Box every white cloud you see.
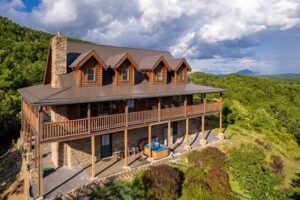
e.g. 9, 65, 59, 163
1, 0, 300, 73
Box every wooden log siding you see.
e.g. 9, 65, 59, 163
22, 100, 38, 134
41, 102, 221, 142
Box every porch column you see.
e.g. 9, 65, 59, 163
218, 92, 224, 140
185, 118, 189, 146
158, 98, 161, 122
148, 125, 152, 158
38, 108, 44, 198
124, 129, 128, 167
124, 101, 129, 168
87, 103, 91, 134
167, 121, 171, 147
184, 96, 187, 117
34, 133, 38, 168
200, 94, 207, 146
91, 135, 95, 177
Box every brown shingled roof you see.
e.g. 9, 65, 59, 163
69, 49, 107, 68
18, 82, 225, 106
67, 41, 173, 67
139, 56, 171, 71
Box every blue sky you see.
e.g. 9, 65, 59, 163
1, 0, 300, 74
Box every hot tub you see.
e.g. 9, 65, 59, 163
144, 142, 169, 160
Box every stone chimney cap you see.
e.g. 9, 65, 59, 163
57, 31, 62, 36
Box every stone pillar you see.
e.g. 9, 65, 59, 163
51, 143, 59, 167
51, 32, 67, 89
67, 143, 72, 168
50, 105, 68, 167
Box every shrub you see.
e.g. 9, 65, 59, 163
187, 147, 227, 170
270, 155, 284, 175
90, 181, 138, 200
206, 166, 230, 193
181, 167, 237, 200
142, 165, 181, 200
229, 143, 286, 200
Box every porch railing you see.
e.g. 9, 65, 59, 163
42, 102, 221, 141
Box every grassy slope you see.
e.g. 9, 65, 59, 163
189, 72, 300, 195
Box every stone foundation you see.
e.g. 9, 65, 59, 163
53, 118, 202, 168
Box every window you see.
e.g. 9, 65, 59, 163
128, 99, 135, 112
173, 96, 183, 106
155, 69, 162, 81
79, 104, 87, 118
179, 69, 185, 81
121, 67, 129, 81
87, 68, 94, 81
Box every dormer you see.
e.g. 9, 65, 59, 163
167, 58, 191, 83
69, 50, 106, 86
106, 52, 139, 85
140, 56, 171, 84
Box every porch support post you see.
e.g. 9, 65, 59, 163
200, 94, 207, 146
218, 92, 224, 140
34, 133, 38, 168
38, 107, 44, 198
167, 121, 171, 147
185, 118, 189, 146
91, 135, 95, 177
87, 103, 91, 134
124, 129, 128, 167
148, 125, 152, 158
125, 101, 128, 127
184, 96, 187, 117
38, 143, 43, 198
158, 98, 161, 122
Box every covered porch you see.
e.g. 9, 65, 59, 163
31, 130, 221, 199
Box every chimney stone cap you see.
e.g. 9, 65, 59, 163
56, 31, 62, 36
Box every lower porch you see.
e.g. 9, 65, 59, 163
31, 130, 221, 199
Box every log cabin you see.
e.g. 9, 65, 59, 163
18, 32, 225, 197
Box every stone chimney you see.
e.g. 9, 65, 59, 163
51, 31, 67, 88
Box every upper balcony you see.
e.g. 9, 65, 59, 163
22, 100, 221, 143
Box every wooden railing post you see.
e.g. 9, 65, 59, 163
87, 103, 91, 134
184, 96, 187, 117
158, 98, 161, 122
125, 101, 128, 127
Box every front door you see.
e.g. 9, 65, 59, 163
101, 134, 112, 158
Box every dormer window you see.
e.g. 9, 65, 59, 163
179, 69, 184, 81
121, 67, 129, 81
87, 68, 95, 81
155, 69, 162, 81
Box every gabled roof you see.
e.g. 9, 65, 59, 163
67, 41, 173, 68
166, 58, 192, 71
139, 56, 171, 71
69, 49, 106, 68
106, 52, 139, 69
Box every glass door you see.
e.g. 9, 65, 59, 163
101, 134, 112, 158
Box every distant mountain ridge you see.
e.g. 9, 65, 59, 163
234, 69, 258, 76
